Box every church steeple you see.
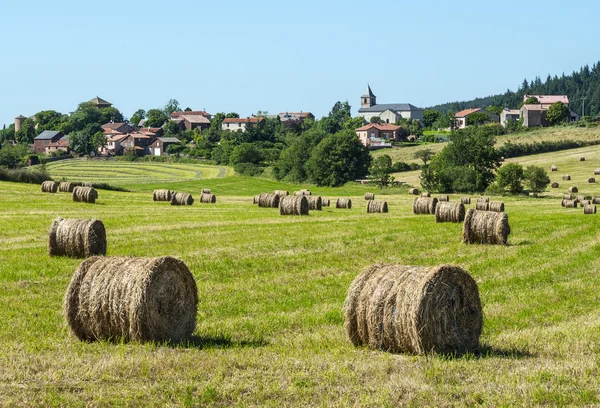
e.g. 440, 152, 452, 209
361, 85, 376, 108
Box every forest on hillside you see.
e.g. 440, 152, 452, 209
429, 61, 600, 117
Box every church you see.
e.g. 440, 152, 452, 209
357, 85, 424, 124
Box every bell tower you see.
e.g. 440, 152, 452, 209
361, 85, 376, 108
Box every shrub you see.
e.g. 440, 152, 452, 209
0, 166, 51, 184
234, 163, 264, 176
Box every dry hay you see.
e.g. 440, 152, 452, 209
279, 195, 309, 215
595, 169, 600, 175
435, 201, 465, 223
307, 196, 322, 211
153, 189, 174, 202
551, 182, 559, 188
475, 198, 490, 211
63, 256, 198, 343
253, 195, 259, 204
562, 199, 577, 208
41, 181, 58, 193
576, 195, 585, 203
478, 196, 489, 203
366, 200, 388, 213
413, 197, 438, 215
343, 264, 482, 355
364, 192, 375, 200
200, 193, 216, 204
258, 193, 280, 208
488, 202, 505, 212
439, 195, 449, 202
460, 197, 471, 205
581, 199, 592, 206
170, 192, 194, 206
293, 189, 311, 196
462, 209, 510, 245
408, 188, 420, 195
273, 190, 290, 197
72, 186, 98, 204
48, 217, 106, 258
421, 192, 431, 198
201, 188, 211, 194
59, 182, 75, 193
562, 175, 571, 181
550, 165, 557, 171
568, 187, 578, 193
336, 198, 352, 209
322, 198, 331, 207
82, 182, 93, 187
589, 178, 596, 183
580, 156, 586, 161
593, 197, 600, 204
584, 204, 597, 214
563, 193, 574, 200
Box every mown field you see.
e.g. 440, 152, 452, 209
2, 155, 600, 406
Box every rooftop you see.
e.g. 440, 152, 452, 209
454, 108, 483, 118
34, 130, 62, 140
88, 96, 112, 106
356, 123, 401, 132
358, 103, 422, 113
222, 117, 265, 124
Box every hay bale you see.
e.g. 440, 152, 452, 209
41, 181, 58, 193
551, 182, 559, 188
580, 156, 586, 161
421, 192, 431, 198
550, 165, 557, 171
366, 200, 388, 213
253, 195, 259, 204
170, 192, 194, 206
478, 197, 489, 203
462, 209, 510, 245
200, 193, 216, 203
563, 194, 573, 200
475, 198, 490, 211
307, 196, 322, 211
364, 192, 375, 200
343, 264, 482, 355
595, 169, 600, 175
59, 182, 75, 193
322, 198, 330, 207
293, 189, 311, 196
153, 189, 174, 202
589, 178, 596, 183
82, 182, 93, 187
562, 199, 577, 208
439, 195, 449, 202
460, 197, 471, 205
48, 217, 106, 258
72, 186, 98, 204
258, 193, 280, 208
592, 197, 600, 204
413, 197, 438, 214
568, 187, 578, 193
562, 175, 571, 181
488, 202, 505, 212
336, 198, 352, 209
584, 204, 596, 214
581, 200, 592, 206
576, 195, 585, 203
273, 190, 290, 197
408, 188, 419, 195
435, 201, 465, 223
63, 256, 198, 343
201, 188, 211, 194
279, 195, 309, 215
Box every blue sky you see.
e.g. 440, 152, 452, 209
0, 0, 597, 126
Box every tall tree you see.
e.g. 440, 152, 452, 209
130, 109, 146, 126
164, 99, 181, 115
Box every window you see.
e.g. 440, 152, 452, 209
226, 123, 229, 128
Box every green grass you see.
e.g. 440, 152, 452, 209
2, 158, 600, 406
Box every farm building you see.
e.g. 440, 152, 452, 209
222, 117, 265, 132
454, 108, 500, 129
151, 137, 182, 156
33, 130, 64, 154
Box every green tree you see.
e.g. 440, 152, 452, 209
0, 143, 32, 168
523, 165, 550, 195
145, 109, 169, 127
35, 110, 68, 133
368, 154, 393, 186
69, 124, 106, 156
413, 149, 435, 166
273, 128, 326, 182
343, 116, 366, 130
519, 96, 539, 108
211, 140, 235, 165
370, 116, 382, 124
466, 111, 492, 126
164, 99, 181, 115
495, 163, 524, 194
545, 101, 570, 125
229, 143, 262, 165
319, 101, 351, 134
431, 112, 454, 129
130, 109, 146, 127
423, 110, 441, 128
486, 106, 503, 116
14, 118, 36, 144
226, 112, 240, 118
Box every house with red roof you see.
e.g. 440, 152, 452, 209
221, 117, 264, 132
171, 111, 212, 131
102, 122, 134, 135
523, 95, 569, 109
355, 123, 400, 148
454, 108, 499, 129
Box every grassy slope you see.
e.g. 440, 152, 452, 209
2, 155, 600, 405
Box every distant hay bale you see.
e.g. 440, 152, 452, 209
322, 198, 330, 207
366, 200, 388, 213
273, 190, 290, 197
488, 202, 505, 212
462, 209, 510, 245
580, 156, 585, 161
336, 198, 352, 209
201, 188, 211, 194
435, 201, 465, 223
59, 182, 75, 193
293, 189, 311, 196
439, 195, 449, 202
460, 197, 471, 205
200, 193, 216, 203
343, 264, 482, 355
421, 192, 431, 198
48, 217, 106, 258
562, 175, 571, 181
72, 186, 98, 204
170, 192, 194, 206
153, 189, 174, 202
413, 197, 438, 214
279, 195, 309, 215
592, 197, 600, 204
584, 204, 596, 214
475, 198, 490, 211
563, 194, 573, 200
82, 182, 93, 187
562, 199, 577, 208
581, 200, 592, 206
253, 195, 259, 204
595, 169, 600, 175
41, 181, 58, 193
408, 188, 419, 195
568, 187, 578, 193
576, 195, 585, 203
308, 196, 322, 211
478, 197, 489, 203
589, 178, 596, 183
550, 165, 557, 172
258, 193, 280, 208
63, 256, 198, 343
551, 182, 559, 188
364, 192, 375, 200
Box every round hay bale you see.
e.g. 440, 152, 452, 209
201, 188, 211, 194
488, 202, 505, 212
563, 199, 578, 208
551, 182, 559, 188
589, 178, 596, 184
592, 197, 600, 204
568, 187, 578, 193
581, 199, 592, 206
273, 190, 290, 197
322, 198, 330, 207
59, 182, 75, 193
82, 182, 93, 187
562, 175, 571, 181
72, 186, 98, 204
48, 217, 107, 258
413, 197, 438, 214
576, 195, 585, 203
253, 195, 259, 204
408, 188, 420, 195
366, 200, 388, 213
421, 192, 431, 198
550, 165, 557, 172
435, 201, 465, 223
460, 197, 471, 205
439, 195, 449, 202
462, 209, 510, 245
364, 192, 375, 200
170, 192, 194, 206
279, 195, 309, 216
307, 196, 322, 211
200, 193, 216, 204
584, 204, 596, 214
478, 196, 489, 203
153, 189, 174, 202
64, 256, 198, 343
300, 189, 311, 196
258, 192, 280, 208
580, 156, 585, 161
595, 169, 600, 175
563, 193, 573, 200
475, 198, 490, 211
343, 264, 482, 355
41, 181, 58, 193
336, 198, 352, 209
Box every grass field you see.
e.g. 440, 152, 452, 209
3, 152, 600, 406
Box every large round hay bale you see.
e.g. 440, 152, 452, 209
307, 196, 322, 210
273, 190, 290, 197
408, 188, 419, 195
279, 195, 309, 215
584, 204, 596, 214
592, 197, 600, 204
488, 202, 505, 212
580, 156, 585, 161
170, 192, 194, 206
562, 175, 571, 181
322, 198, 330, 207
41, 181, 58, 193
421, 192, 431, 198
439, 195, 449, 202
63, 256, 198, 343
336, 198, 352, 209
253, 195, 259, 204
153, 189, 174, 202
82, 182, 93, 187
550, 165, 557, 172
366, 200, 388, 213
201, 188, 211, 194
589, 178, 596, 183
258, 192, 280, 208
200, 193, 216, 204
59, 182, 75, 193
563, 193, 573, 200
343, 264, 482, 355
551, 182, 559, 188
413, 197, 438, 214
460, 197, 471, 205
462, 209, 510, 245
568, 187, 578, 193
581, 199, 592, 206
72, 186, 98, 204
576, 195, 585, 203
478, 197, 489, 203
293, 189, 311, 196
364, 192, 375, 200
475, 198, 490, 211
48, 217, 106, 258
435, 201, 465, 223
562, 199, 578, 208
595, 169, 600, 176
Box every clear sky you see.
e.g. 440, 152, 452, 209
0, 0, 598, 127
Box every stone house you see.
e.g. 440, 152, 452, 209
222, 117, 265, 132
357, 85, 424, 123
33, 130, 64, 153
150, 137, 182, 156
102, 122, 134, 135
454, 108, 500, 129
520, 104, 548, 127
171, 111, 212, 131
500, 109, 521, 127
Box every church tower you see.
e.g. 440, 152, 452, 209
361, 85, 376, 108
